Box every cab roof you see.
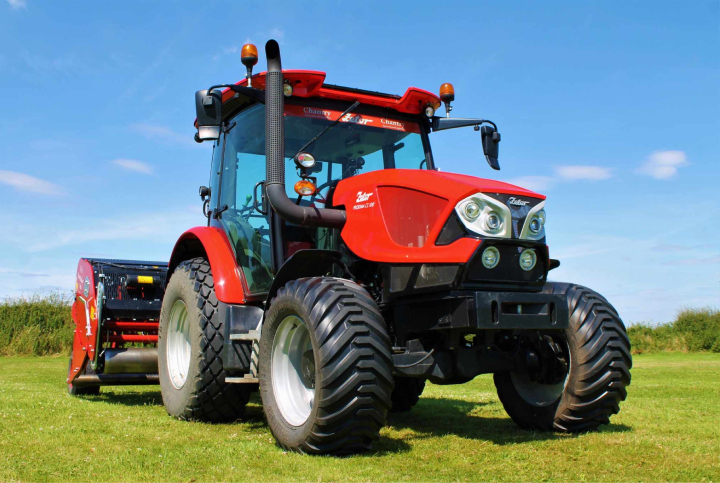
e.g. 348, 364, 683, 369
206, 70, 441, 126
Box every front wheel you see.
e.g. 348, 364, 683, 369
259, 277, 393, 455
494, 283, 632, 432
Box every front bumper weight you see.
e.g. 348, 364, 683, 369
474, 291, 569, 330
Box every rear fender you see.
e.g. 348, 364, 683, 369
168, 227, 247, 304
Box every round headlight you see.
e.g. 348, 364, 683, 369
529, 218, 541, 233
519, 249, 537, 271
464, 202, 481, 220
294, 152, 316, 169
482, 246, 500, 269
424, 105, 436, 117
529, 210, 546, 234
484, 211, 503, 232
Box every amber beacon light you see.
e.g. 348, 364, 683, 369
439, 83, 455, 117
241, 44, 259, 87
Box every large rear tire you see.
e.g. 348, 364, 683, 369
259, 277, 393, 455
158, 257, 251, 422
390, 377, 425, 413
494, 283, 632, 432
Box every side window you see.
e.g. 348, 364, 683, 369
219, 105, 274, 294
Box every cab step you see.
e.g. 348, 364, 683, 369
225, 374, 259, 384
229, 330, 260, 341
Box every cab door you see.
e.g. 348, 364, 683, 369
211, 104, 274, 295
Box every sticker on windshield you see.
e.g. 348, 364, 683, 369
285, 105, 420, 133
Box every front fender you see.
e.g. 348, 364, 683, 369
168, 226, 247, 304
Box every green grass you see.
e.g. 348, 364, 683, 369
0, 353, 717, 482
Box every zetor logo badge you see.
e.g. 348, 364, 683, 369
508, 197, 530, 206
356, 191, 374, 203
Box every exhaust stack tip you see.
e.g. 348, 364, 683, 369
265, 39, 281, 70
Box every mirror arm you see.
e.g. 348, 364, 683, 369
206, 84, 266, 103
431, 117, 497, 132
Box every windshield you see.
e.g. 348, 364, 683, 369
227, 103, 428, 199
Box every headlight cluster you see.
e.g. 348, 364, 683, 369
464, 202, 504, 235
457, 194, 512, 238
455, 192, 546, 240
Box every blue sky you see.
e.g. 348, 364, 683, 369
0, 1, 718, 324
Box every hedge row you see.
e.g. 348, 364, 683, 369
0, 295, 718, 356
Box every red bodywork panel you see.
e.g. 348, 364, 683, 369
68, 258, 99, 385
194, 70, 442, 127
333, 169, 545, 264
168, 226, 248, 304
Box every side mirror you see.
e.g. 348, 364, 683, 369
481, 125, 501, 170
195, 89, 222, 142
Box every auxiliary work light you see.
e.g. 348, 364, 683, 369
519, 249, 537, 271
482, 246, 500, 269
294, 152, 316, 169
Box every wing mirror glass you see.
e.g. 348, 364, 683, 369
481, 125, 501, 170
194, 89, 222, 142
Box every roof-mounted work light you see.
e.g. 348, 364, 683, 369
241, 44, 259, 87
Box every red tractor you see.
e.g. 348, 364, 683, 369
68, 40, 631, 454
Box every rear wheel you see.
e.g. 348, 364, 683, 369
259, 277, 393, 455
390, 377, 425, 413
158, 257, 251, 422
494, 283, 632, 432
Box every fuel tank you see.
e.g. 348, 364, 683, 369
332, 169, 545, 264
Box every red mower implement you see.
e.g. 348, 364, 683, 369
69, 39, 631, 454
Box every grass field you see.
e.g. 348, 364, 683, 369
0, 353, 718, 482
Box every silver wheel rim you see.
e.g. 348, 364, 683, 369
271, 315, 315, 426
166, 300, 191, 390
510, 339, 570, 407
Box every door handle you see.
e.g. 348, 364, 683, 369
253, 181, 267, 215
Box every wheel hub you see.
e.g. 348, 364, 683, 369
166, 299, 191, 390
511, 333, 570, 407
271, 315, 315, 426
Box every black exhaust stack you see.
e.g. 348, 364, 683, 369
264, 40, 346, 228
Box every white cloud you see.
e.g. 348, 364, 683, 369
0, 170, 64, 195
1, 209, 200, 253
637, 150, 688, 180
111, 159, 154, 175
7, 0, 26, 9
554, 165, 613, 181
504, 176, 555, 192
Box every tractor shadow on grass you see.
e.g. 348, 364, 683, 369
84, 389, 629, 454
381, 396, 631, 449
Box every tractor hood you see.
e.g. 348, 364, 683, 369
332, 169, 546, 264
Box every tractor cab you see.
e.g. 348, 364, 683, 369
202, 79, 437, 294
